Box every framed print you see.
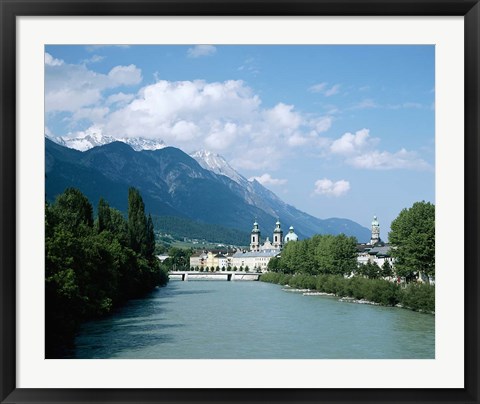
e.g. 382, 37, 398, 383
1, 0, 479, 403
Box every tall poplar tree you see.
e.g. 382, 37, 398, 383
145, 214, 156, 260
128, 187, 147, 254
97, 197, 111, 233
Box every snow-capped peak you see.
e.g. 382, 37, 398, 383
121, 137, 167, 151
190, 150, 247, 186
46, 128, 166, 152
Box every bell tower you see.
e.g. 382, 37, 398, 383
250, 220, 261, 251
273, 220, 283, 250
370, 216, 380, 245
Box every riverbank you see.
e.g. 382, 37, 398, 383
260, 272, 434, 314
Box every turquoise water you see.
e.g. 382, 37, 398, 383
72, 280, 434, 359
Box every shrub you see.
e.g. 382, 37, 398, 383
399, 283, 435, 312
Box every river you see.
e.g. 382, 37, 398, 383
71, 280, 435, 359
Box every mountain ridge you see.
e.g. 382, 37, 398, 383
46, 130, 166, 152
45, 137, 371, 242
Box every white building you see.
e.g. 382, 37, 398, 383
231, 250, 279, 272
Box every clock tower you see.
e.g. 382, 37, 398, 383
370, 216, 381, 245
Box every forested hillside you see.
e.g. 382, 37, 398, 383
152, 215, 250, 246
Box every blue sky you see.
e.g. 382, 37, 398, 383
45, 45, 435, 238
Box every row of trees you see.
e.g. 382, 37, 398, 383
261, 201, 435, 312
268, 233, 358, 276
45, 187, 168, 357
188, 266, 251, 272
268, 201, 435, 282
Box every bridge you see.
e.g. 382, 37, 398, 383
168, 271, 262, 281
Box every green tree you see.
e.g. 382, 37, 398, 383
357, 261, 381, 279
382, 260, 394, 278
145, 214, 156, 260
314, 234, 357, 276
330, 234, 358, 275
108, 208, 129, 246
51, 187, 94, 231
97, 197, 111, 233
389, 201, 435, 280
128, 187, 147, 254
267, 256, 282, 272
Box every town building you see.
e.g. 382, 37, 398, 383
189, 250, 230, 270
189, 220, 296, 272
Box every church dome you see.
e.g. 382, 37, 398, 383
284, 226, 298, 243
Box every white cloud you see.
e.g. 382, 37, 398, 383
205, 122, 237, 151
309, 82, 341, 97
328, 128, 431, 171
187, 45, 217, 58
45, 59, 334, 171
309, 82, 327, 93
45, 54, 142, 112
310, 116, 333, 133
287, 133, 309, 147
230, 146, 283, 171
330, 128, 373, 155
249, 173, 287, 186
72, 107, 110, 123
108, 64, 142, 86
387, 102, 424, 110
104, 80, 261, 143
324, 84, 341, 97
313, 178, 350, 197
264, 103, 302, 132
46, 88, 103, 113
351, 99, 378, 109
82, 54, 105, 64
349, 149, 431, 170
237, 58, 260, 75
45, 52, 63, 66
106, 92, 135, 106
170, 120, 199, 142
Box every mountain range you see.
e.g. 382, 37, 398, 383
46, 130, 166, 152
45, 135, 370, 242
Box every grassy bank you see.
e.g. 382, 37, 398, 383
260, 272, 434, 313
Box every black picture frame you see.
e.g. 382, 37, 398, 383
1, 1, 479, 403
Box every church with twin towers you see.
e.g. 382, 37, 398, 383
249, 219, 298, 252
